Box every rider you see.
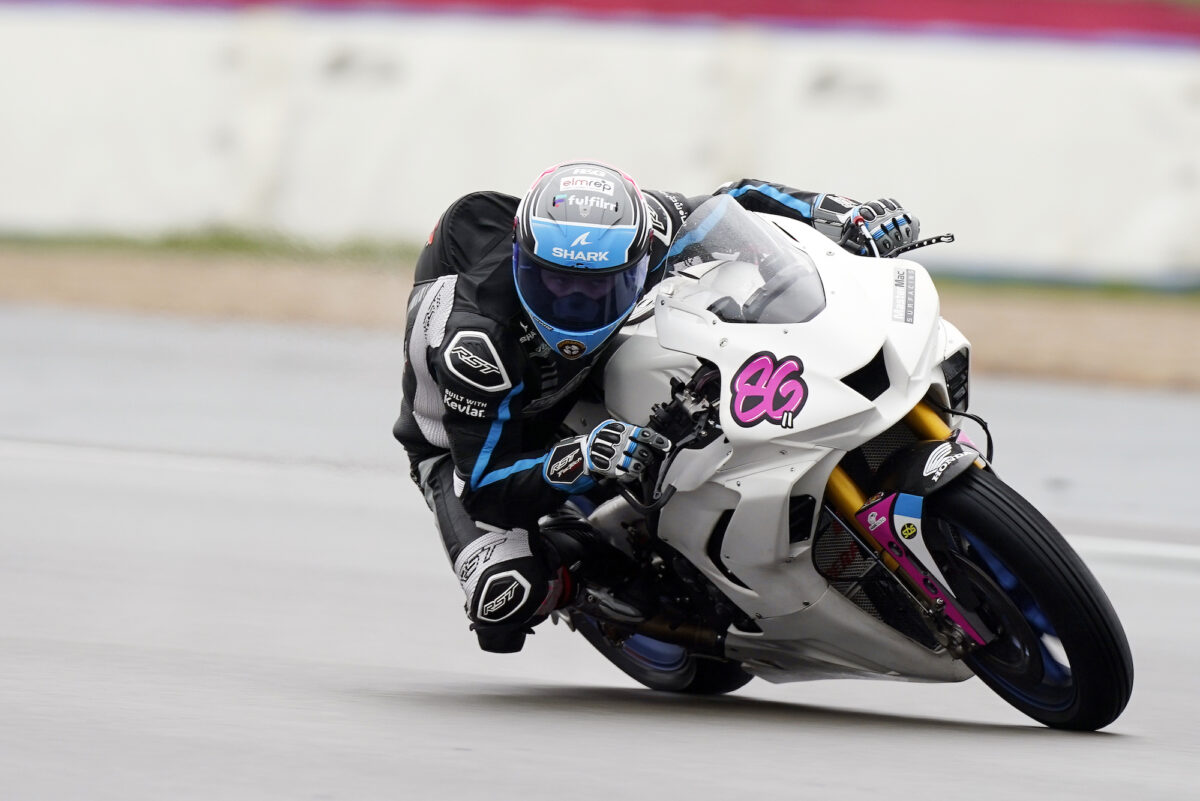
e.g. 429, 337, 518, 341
394, 160, 919, 653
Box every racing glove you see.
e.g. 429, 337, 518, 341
543, 420, 671, 492
812, 194, 920, 257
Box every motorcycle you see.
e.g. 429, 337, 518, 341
549, 195, 1133, 731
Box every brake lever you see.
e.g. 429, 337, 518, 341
888, 233, 956, 258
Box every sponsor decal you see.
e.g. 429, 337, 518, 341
570, 232, 592, 247
571, 167, 609, 177
729, 351, 808, 428
545, 441, 587, 486
443, 331, 512, 392
421, 285, 445, 330
443, 388, 489, 419
922, 442, 972, 483
867, 511, 888, 532
552, 194, 567, 207
662, 191, 689, 223
551, 246, 609, 263
458, 537, 507, 583
557, 339, 586, 359
820, 194, 858, 213
560, 176, 614, 195
516, 319, 539, 345
892, 267, 916, 324
477, 570, 532, 623
645, 195, 670, 245
900, 522, 918, 540
568, 195, 617, 213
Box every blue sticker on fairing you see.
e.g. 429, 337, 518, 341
895, 493, 923, 519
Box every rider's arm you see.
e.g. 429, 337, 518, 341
713, 178, 828, 225
714, 179, 919, 256
432, 315, 591, 530
646, 182, 852, 268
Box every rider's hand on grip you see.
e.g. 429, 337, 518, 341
813, 193, 920, 257
585, 420, 671, 482
846, 198, 920, 257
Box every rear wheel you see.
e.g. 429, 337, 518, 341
571, 613, 753, 695
925, 468, 1133, 730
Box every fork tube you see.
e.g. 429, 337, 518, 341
825, 466, 900, 571
903, 401, 953, 440
905, 400, 986, 468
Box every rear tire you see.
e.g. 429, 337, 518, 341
925, 468, 1133, 730
571, 613, 753, 695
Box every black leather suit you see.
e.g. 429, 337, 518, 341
394, 180, 840, 651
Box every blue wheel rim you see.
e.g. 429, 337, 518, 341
960, 531, 1075, 712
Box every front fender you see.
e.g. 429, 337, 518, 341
876, 439, 977, 497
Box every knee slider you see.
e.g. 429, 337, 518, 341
453, 528, 559, 628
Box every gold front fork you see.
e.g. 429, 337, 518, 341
823, 400, 954, 569
903, 401, 954, 441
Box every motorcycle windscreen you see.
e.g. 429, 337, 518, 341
664, 195, 826, 324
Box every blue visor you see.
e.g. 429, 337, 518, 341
514, 244, 647, 335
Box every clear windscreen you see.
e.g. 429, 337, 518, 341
664, 196, 826, 324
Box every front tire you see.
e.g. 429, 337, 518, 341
571, 613, 753, 695
925, 468, 1134, 730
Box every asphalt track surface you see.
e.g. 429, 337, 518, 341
3, 304, 1200, 800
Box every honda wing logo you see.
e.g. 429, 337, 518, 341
922, 442, 971, 483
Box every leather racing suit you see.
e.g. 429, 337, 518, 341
393, 180, 872, 652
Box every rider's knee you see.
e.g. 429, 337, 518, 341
454, 527, 564, 653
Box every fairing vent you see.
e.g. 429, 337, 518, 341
789, 495, 816, 544
941, 348, 970, 412
706, 509, 750, 590
841, 348, 889, 401
813, 511, 939, 650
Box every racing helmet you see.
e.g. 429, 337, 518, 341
514, 161, 651, 360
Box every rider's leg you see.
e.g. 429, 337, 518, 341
416, 455, 565, 653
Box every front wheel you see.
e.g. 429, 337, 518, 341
925, 469, 1133, 730
570, 613, 753, 695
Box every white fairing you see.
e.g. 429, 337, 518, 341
599, 207, 974, 683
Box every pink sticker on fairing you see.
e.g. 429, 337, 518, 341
729, 351, 808, 429
953, 429, 978, 450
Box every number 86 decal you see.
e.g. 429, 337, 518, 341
729, 351, 808, 429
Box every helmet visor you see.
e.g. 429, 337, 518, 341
515, 246, 648, 334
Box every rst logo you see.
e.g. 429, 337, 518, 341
448, 346, 499, 375
544, 441, 587, 486
442, 331, 512, 392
